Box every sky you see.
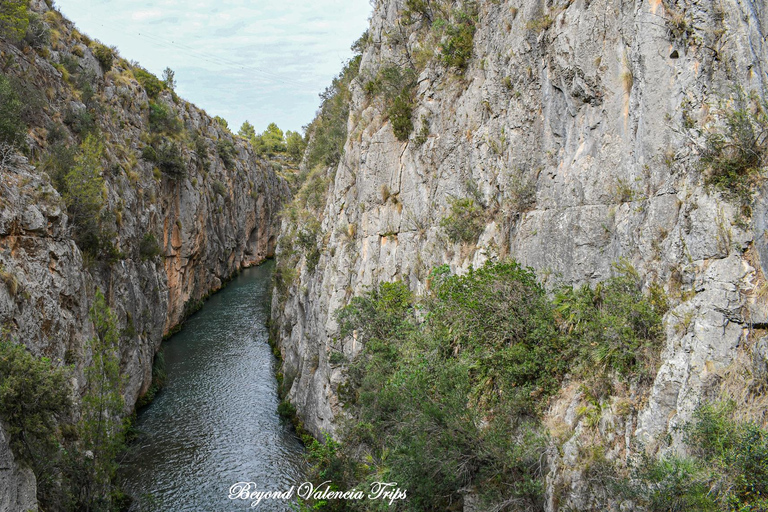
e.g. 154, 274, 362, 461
53, 0, 372, 134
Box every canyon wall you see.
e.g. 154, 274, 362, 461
272, 0, 768, 507
0, 1, 287, 508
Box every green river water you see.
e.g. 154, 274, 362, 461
119, 262, 307, 511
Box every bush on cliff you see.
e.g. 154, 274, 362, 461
618, 401, 768, 511
0, 72, 26, 148
701, 88, 768, 210
0, 336, 71, 481
298, 260, 668, 511
0, 0, 29, 43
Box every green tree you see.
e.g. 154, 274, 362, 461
63, 135, 106, 256
0, 0, 29, 43
161, 67, 175, 90
254, 122, 287, 155
214, 116, 229, 130
285, 130, 307, 163
0, 73, 25, 147
70, 290, 127, 511
238, 120, 256, 141
0, 337, 71, 482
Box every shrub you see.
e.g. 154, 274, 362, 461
24, 12, 50, 49
0, 73, 25, 147
0, 338, 71, 472
92, 43, 114, 71
553, 260, 667, 385
305, 52, 361, 169
216, 138, 236, 169
440, 5, 478, 70
212, 179, 227, 198
285, 130, 307, 162
214, 116, 229, 130
700, 88, 768, 208
70, 290, 127, 510
161, 67, 175, 90
327, 262, 562, 510
619, 402, 768, 511
388, 91, 413, 141
63, 107, 96, 135
62, 135, 107, 256
439, 197, 485, 243
403, 0, 436, 24
0, 0, 29, 43
134, 68, 164, 99
253, 122, 287, 156
139, 232, 162, 260
366, 66, 417, 141
142, 139, 185, 178
148, 100, 181, 134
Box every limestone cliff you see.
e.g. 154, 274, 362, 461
272, 0, 768, 508
0, 1, 286, 509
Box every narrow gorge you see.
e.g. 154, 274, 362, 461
1, 0, 768, 510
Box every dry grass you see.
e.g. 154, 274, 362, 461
718, 338, 768, 427
621, 69, 633, 94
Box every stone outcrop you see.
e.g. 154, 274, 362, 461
0, 2, 287, 507
272, 0, 767, 508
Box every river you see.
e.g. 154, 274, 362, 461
119, 261, 307, 511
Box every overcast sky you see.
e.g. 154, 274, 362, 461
53, 0, 371, 134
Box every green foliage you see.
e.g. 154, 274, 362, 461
439, 197, 484, 243
285, 130, 307, 162
148, 101, 181, 134
136, 349, 166, 409
0, 72, 25, 147
134, 68, 164, 99
620, 402, 768, 512
305, 52, 361, 168
253, 122, 287, 156
301, 259, 668, 511
64, 106, 96, 135
0, 0, 29, 43
526, 14, 554, 32
139, 232, 162, 260
701, 88, 768, 209
70, 290, 128, 511
212, 179, 227, 198
161, 67, 175, 90
277, 165, 331, 279
214, 116, 229, 130
62, 135, 108, 256
553, 260, 667, 385
92, 43, 114, 71
364, 66, 416, 141
238, 120, 256, 140
23, 11, 49, 49
0, 338, 71, 475
324, 262, 565, 510
216, 138, 236, 169
388, 92, 413, 141
403, 0, 436, 24
439, 4, 478, 70
142, 139, 185, 178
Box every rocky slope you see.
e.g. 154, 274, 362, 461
0, 1, 287, 509
272, 0, 768, 508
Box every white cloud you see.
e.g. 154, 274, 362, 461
54, 0, 371, 132
131, 9, 165, 21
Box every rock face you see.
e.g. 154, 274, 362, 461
272, 0, 767, 507
0, 2, 286, 507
